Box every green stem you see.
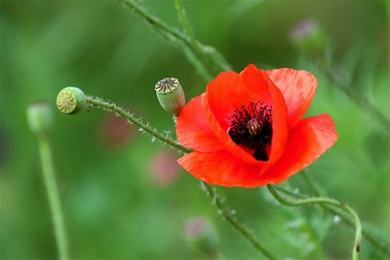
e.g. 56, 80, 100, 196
84, 94, 275, 259
297, 171, 390, 256
300, 171, 320, 196
175, 0, 195, 45
323, 64, 390, 130
118, 0, 211, 80
118, 0, 231, 79
173, 0, 232, 73
37, 135, 69, 260
119, 0, 189, 45
85, 96, 191, 153
274, 186, 390, 256
201, 183, 276, 260
267, 185, 361, 260
174, 0, 215, 74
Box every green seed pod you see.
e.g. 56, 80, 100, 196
56, 87, 86, 114
155, 78, 185, 116
27, 102, 53, 135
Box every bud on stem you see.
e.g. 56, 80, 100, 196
289, 18, 327, 56
184, 217, 218, 257
27, 102, 53, 135
155, 78, 185, 116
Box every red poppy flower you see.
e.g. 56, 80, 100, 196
176, 64, 338, 187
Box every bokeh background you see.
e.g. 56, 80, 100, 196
1, 0, 389, 259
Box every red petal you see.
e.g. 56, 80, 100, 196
206, 70, 271, 130
176, 94, 224, 152
178, 150, 266, 187
260, 114, 338, 184
241, 65, 289, 165
266, 68, 317, 129
205, 65, 288, 167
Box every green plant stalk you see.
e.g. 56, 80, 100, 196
175, 0, 196, 49
83, 94, 276, 259
37, 134, 69, 260
323, 64, 390, 130
297, 171, 390, 256
300, 170, 320, 196
85, 96, 191, 153
201, 183, 276, 260
174, 0, 208, 68
267, 185, 361, 260
118, 0, 231, 79
274, 186, 390, 256
173, 0, 232, 72
118, 0, 211, 80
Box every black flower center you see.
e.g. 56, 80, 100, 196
227, 102, 272, 161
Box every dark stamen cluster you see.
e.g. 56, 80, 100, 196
227, 102, 272, 161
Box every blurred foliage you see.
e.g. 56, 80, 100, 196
0, 0, 389, 259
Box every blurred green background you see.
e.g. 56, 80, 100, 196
1, 0, 389, 259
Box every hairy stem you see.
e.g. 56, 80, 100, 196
267, 185, 362, 260
85, 96, 191, 153
37, 135, 69, 260
175, 0, 196, 46
118, 0, 212, 80
201, 183, 276, 260
84, 94, 274, 258
274, 186, 390, 256
118, 0, 231, 79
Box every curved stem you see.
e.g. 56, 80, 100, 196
267, 185, 361, 260
201, 183, 276, 260
37, 135, 69, 260
85, 96, 191, 153
298, 172, 390, 256
274, 186, 390, 256
83, 94, 274, 258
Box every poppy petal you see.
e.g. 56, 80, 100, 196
241, 65, 289, 165
207, 68, 272, 130
178, 150, 265, 187
266, 68, 317, 128
205, 69, 269, 166
260, 114, 338, 184
176, 94, 224, 152
205, 65, 288, 168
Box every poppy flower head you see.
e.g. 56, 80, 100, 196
228, 102, 272, 161
176, 64, 338, 187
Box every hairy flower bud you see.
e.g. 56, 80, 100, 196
56, 87, 86, 114
155, 78, 185, 116
184, 217, 218, 256
289, 18, 327, 56
27, 102, 53, 135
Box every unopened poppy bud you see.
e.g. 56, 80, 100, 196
289, 18, 327, 56
184, 217, 218, 256
155, 78, 185, 116
27, 102, 53, 135
56, 87, 86, 114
